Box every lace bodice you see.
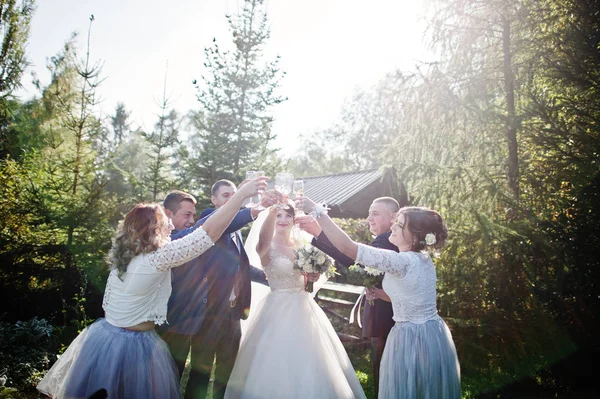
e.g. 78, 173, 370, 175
356, 244, 439, 324
102, 226, 213, 327
264, 245, 305, 291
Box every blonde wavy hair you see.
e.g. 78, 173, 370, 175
107, 203, 171, 278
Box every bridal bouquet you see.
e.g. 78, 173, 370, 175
294, 245, 336, 292
347, 264, 385, 304
348, 263, 384, 287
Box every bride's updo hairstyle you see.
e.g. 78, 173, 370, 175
282, 203, 296, 218
276, 202, 309, 247
398, 206, 448, 252
107, 203, 170, 278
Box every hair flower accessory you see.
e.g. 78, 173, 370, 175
424, 233, 437, 246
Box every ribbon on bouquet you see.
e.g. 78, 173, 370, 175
349, 286, 367, 328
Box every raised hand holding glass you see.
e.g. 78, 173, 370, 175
274, 173, 294, 208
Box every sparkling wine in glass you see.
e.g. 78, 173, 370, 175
253, 170, 266, 209
275, 172, 293, 208
293, 180, 304, 212
245, 171, 259, 208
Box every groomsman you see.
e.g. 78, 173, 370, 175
160, 182, 276, 399
297, 197, 399, 396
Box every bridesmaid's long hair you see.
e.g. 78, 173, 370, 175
107, 203, 170, 278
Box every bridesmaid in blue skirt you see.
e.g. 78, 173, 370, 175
37, 177, 267, 399
298, 198, 461, 399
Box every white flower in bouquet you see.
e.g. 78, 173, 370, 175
316, 252, 327, 264
364, 266, 384, 276
294, 245, 336, 292
347, 263, 384, 289
348, 264, 367, 274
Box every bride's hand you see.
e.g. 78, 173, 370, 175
294, 195, 317, 213
305, 272, 320, 283
260, 190, 283, 208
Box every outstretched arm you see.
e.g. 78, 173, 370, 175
295, 196, 359, 260
296, 215, 355, 267
202, 177, 268, 243
256, 206, 277, 264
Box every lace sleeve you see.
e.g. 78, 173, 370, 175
356, 244, 414, 279
148, 227, 214, 272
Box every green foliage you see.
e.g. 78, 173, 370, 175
294, 0, 599, 395
0, 318, 55, 392
1, 19, 114, 335
180, 0, 285, 192
141, 107, 180, 201
0, 0, 36, 157
0, 0, 35, 99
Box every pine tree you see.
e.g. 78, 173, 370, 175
0, 0, 36, 155
181, 0, 285, 191
26, 17, 113, 329
110, 102, 131, 147
141, 65, 180, 201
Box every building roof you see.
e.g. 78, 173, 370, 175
302, 169, 383, 206
296, 168, 407, 219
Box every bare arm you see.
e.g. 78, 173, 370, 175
202, 177, 268, 243
256, 206, 277, 264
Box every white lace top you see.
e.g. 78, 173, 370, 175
264, 245, 305, 291
356, 244, 439, 324
102, 226, 213, 327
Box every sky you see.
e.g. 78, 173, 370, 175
20, 0, 429, 156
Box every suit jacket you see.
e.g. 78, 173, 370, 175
164, 207, 267, 336
312, 231, 397, 338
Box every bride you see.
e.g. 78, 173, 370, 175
224, 204, 366, 399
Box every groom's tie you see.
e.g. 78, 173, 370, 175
231, 232, 241, 252
230, 232, 242, 307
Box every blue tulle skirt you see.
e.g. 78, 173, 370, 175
380, 317, 461, 399
37, 318, 181, 399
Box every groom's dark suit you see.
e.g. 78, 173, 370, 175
161, 207, 267, 399
311, 230, 397, 392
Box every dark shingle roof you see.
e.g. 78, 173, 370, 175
300, 169, 383, 207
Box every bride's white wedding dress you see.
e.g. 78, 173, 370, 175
224, 243, 366, 399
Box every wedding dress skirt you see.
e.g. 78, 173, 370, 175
225, 246, 366, 399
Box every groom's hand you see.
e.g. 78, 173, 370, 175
366, 287, 391, 303
296, 215, 322, 237
237, 176, 268, 199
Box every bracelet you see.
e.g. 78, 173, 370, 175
310, 203, 329, 219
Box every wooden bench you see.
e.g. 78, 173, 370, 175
314, 282, 365, 322
314, 281, 368, 346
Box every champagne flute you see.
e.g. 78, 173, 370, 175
245, 171, 259, 208
293, 180, 304, 213
253, 170, 266, 209
275, 172, 293, 208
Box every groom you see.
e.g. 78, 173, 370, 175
297, 196, 399, 395
161, 181, 277, 399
